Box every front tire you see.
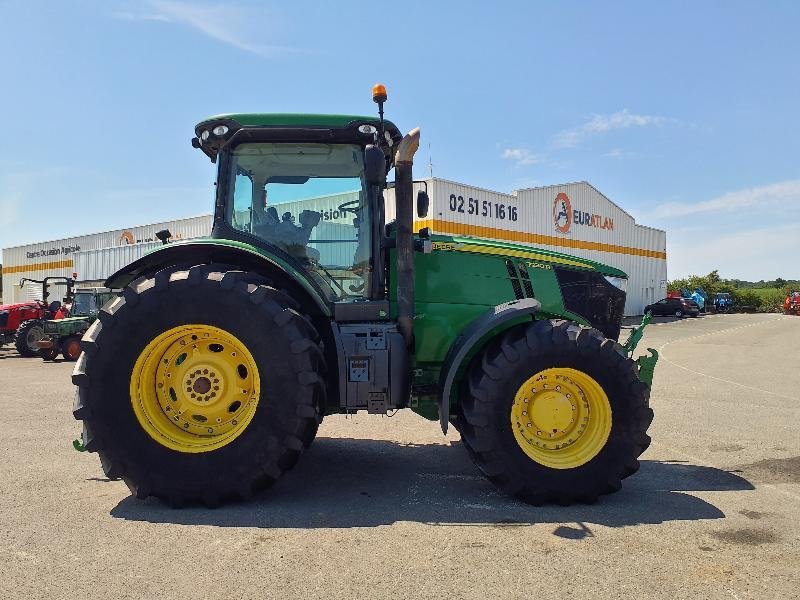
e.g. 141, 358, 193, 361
458, 319, 653, 505
15, 320, 44, 357
72, 264, 326, 506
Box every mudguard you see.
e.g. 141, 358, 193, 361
438, 298, 541, 433
105, 239, 332, 317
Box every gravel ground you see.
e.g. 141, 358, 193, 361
1, 313, 798, 599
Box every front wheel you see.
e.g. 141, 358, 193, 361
72, 264, 326, 507
15, 320, 44, 357
458, 319, 653, 505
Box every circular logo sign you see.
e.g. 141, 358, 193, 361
119, 230, 135, 245
553, 193, 572, 234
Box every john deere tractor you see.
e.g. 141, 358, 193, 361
73, 85, 655, 507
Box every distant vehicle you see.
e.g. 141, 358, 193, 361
0, 276, 75, 355
680, 287, 707, 312
713, 292, 734, 313
645, 297, 700, 318
785, 291, 800, 316
36, 288, 117, 361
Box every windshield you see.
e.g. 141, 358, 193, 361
226, 143, 370, 300
71, 293, 98, 317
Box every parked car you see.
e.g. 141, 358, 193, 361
644, 297, 700, 318
713, 292, 734, 313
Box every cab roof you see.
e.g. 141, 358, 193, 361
193, 113, 402, 162
197, 113, 397, 130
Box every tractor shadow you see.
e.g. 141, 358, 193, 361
110, 437, 753, 530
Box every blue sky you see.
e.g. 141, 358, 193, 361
0, 1, 798, 281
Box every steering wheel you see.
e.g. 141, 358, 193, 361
338, 199, 361, 216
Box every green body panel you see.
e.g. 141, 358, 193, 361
43, 316, 92, 337
198, 113, 397, 131
397, 233, 610, 363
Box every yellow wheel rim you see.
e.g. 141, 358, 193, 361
130, 324, 261, 453
510, 368, 612, 469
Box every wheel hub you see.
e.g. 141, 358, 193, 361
131, 325, 260, 453
510, 368, 611, 469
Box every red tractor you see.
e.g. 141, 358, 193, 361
784, 291, 800, 315
0, 277, 75, 356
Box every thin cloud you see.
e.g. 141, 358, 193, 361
603, 148, 637, 159
501, 147, 542, 166
117, 1, 301, 58
553, 109, 668, 149
654, 179, 800, 219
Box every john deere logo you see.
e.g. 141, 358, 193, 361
553, 193, 572, 234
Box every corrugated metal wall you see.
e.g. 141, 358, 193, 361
2, 215, 212, 303
73, 243, 162, 283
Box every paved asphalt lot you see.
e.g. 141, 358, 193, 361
1, 313, 798, 599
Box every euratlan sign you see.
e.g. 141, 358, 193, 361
552, 192, 614, 234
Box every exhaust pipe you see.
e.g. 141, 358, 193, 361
394, 127, 420, 348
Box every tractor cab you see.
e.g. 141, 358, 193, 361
194, 111, 402, 303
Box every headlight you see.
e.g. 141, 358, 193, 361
603, 275, 627, 292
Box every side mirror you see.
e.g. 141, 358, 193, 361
364, 145, 385, 185
416, 190, 430, 218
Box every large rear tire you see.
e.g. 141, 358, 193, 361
458, 319, 653, 505
15, 320, 44, 357
72, 264, 326, 507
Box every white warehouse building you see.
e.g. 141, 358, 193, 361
2, 179, 666, 315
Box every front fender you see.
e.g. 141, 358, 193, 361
438, 298, 541, 433
105, 239, 332, 317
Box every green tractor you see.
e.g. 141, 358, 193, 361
73, 85, 656, 507
38, 288, 117, 361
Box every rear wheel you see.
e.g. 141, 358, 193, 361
72, 264, 326, 506
458, 319, 653, 505
15, 320, 44, 357
61, 336, 82, 361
